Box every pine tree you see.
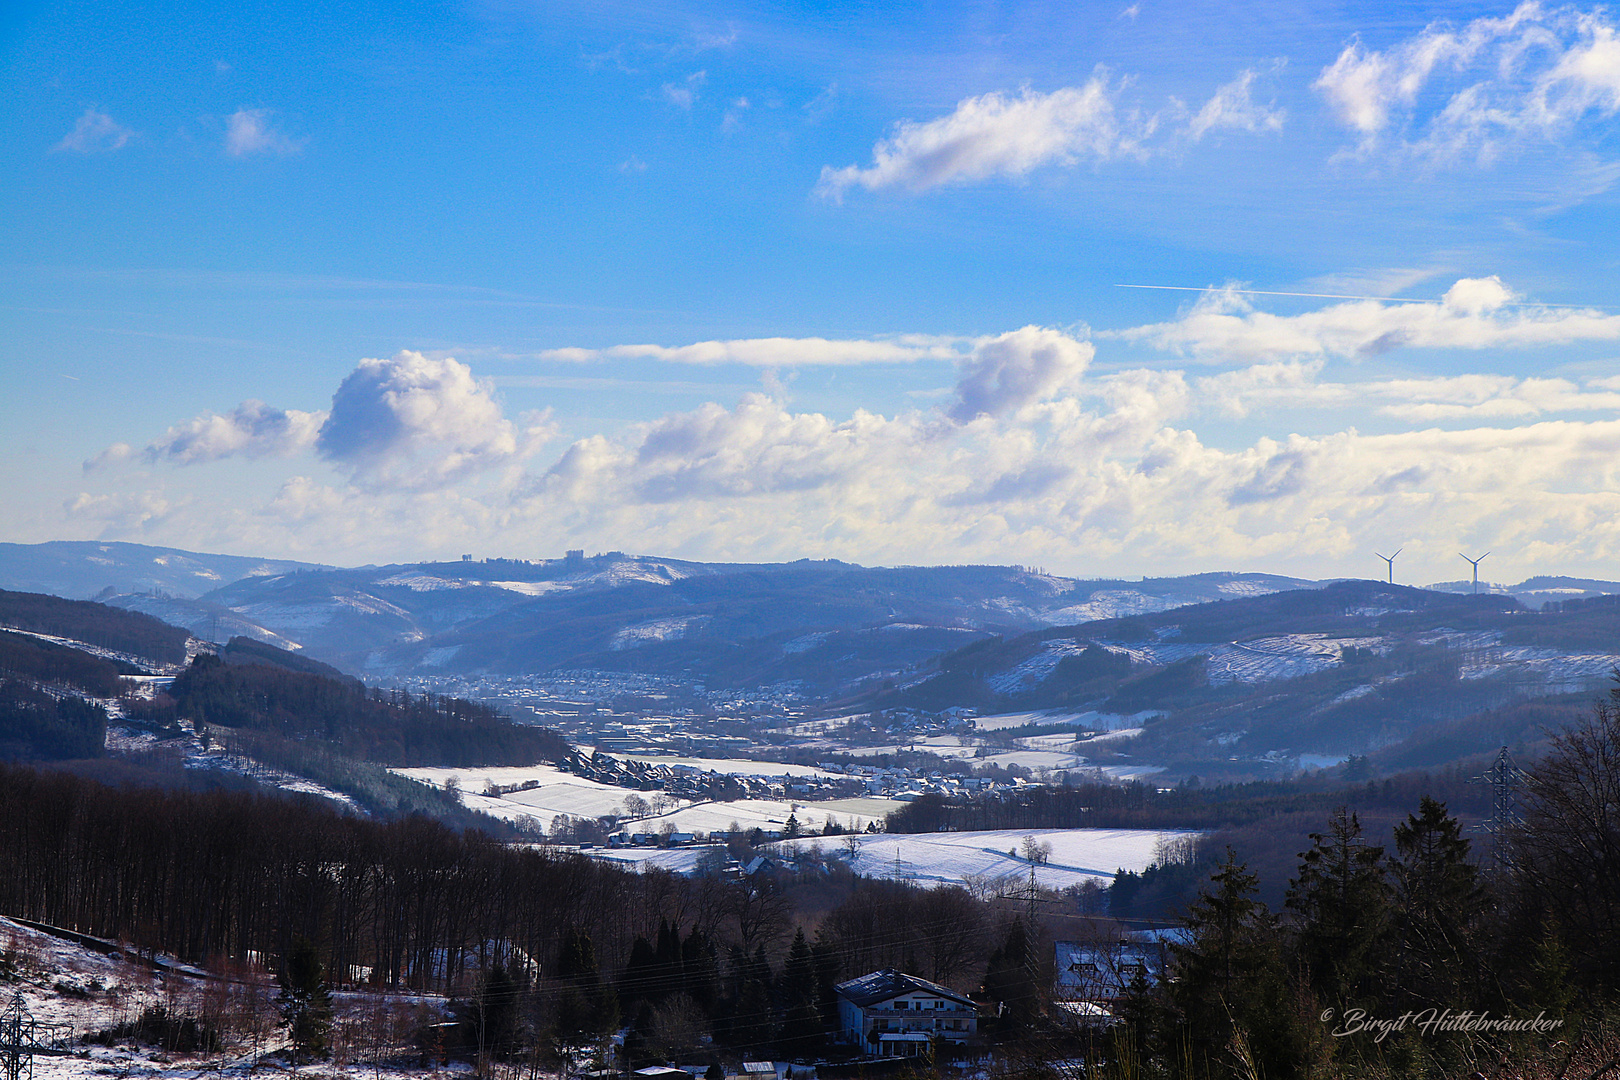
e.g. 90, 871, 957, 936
778, 928, 823, 1055
1391, 796, 1487, 1009
1286, 807, 1393, 1006
276, 935, 334, 1064
982, 918, 1039, 1029
1172, 850, 1304, 1077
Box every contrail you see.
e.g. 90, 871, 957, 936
1113, 283, 1601, 309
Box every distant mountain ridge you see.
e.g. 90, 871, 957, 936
0, 541, 325, 601
2, 542, 1617, 707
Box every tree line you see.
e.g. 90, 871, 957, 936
0, 589, 189, 663
128, 652, 571, 767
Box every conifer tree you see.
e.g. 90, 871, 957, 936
982, 918, 1039, 1029
1286, 807, 1392, 1006
276, 935, 333, 1063
778, 928, 823, 1054
1172, 850, 1305, 1078
1391, 796, 1487, 1008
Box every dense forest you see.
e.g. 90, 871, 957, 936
0, 628, 136, 696
0, 588, 189, 663
127, 652, 571, 767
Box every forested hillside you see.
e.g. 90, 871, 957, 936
0, 588, 189, 663
127, 652, 570, 767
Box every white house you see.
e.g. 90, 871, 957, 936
833, 969, 978, 1057
1054, 928, 1187, 1006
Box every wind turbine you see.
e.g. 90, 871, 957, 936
1375, 548, 1402, 584
1460, 551, 1490, 595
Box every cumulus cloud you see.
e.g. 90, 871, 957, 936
1117, 277, 1620, 362
1315, 3, 1620, 164
225, 108, 303, 157
63, 489, 178, 535
107, 400, 326, 467
816, 75, 1131, 199
103, 352, 547, 492
53, 108, 134, 153
949, 326, 1094, 422
316, 351, 551, 488
76, 302, 1620, 580
817, 65, 1288, 199
538, 334, 971, 367
545, 394, 920, 503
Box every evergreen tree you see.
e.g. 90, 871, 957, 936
276, 935, 334, 1063
1286, 807, 1393, 1006
556, 930, 617, 1046
1391, 796, 1488, 1009
982, 918, 1039, 1029
460, 962, 521, 1064
778, 928, 823, 1055
1172, 850, 1305, 1078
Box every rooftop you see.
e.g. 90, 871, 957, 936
834, 968, 975, 1008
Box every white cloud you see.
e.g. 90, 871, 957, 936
124, 400, 325, 466
81, 303, 1620, 581
816, 75, 1131, 199
1193, 362, 1620, 421
537, 334, 973, 367
1316, 3, 1620, 165
316, 350, 552, 488
662, 71, 706, 110
1117, 277, 1620, 362
817, 63, 1292, 199
63, 489, 178, 535
949, 326, 1093, 421
53, 108, 134, 153
1184, 69, 1285, 141
225, 108, 304, 157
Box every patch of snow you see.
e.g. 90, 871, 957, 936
776, 827, 1198, 890
609, 616, 709, 650
781, 632, 830, 654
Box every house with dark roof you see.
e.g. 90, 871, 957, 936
1054, 927, 1188, 1008
833, 969, 978, 1056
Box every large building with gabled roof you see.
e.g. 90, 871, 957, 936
833, 969, 979, 1056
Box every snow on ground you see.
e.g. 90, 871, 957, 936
3, 916, 466, 1080
102, 727, 365, 813
985, 640, 1087, 696
1101, 634, 1387, 686
774, 828, 1196, 891
614, 755, 842, 779
397, 764, 645, 821
973, 710, 1153, 731
1097, 765, 1167, 781
609, 616, 709, 650
393, 765, 902, 836
1037, 589, 1192, 625
972, 750, 1089, 771
643, 796, 892, 837
584, 846, 721, 873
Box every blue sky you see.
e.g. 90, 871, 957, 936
6, 0, 1620, 583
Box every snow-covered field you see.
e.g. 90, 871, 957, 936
973, 710, 1155, 731
774, 828, 1195, 890
614, 755, 842, 778
393, 764, 903, 836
